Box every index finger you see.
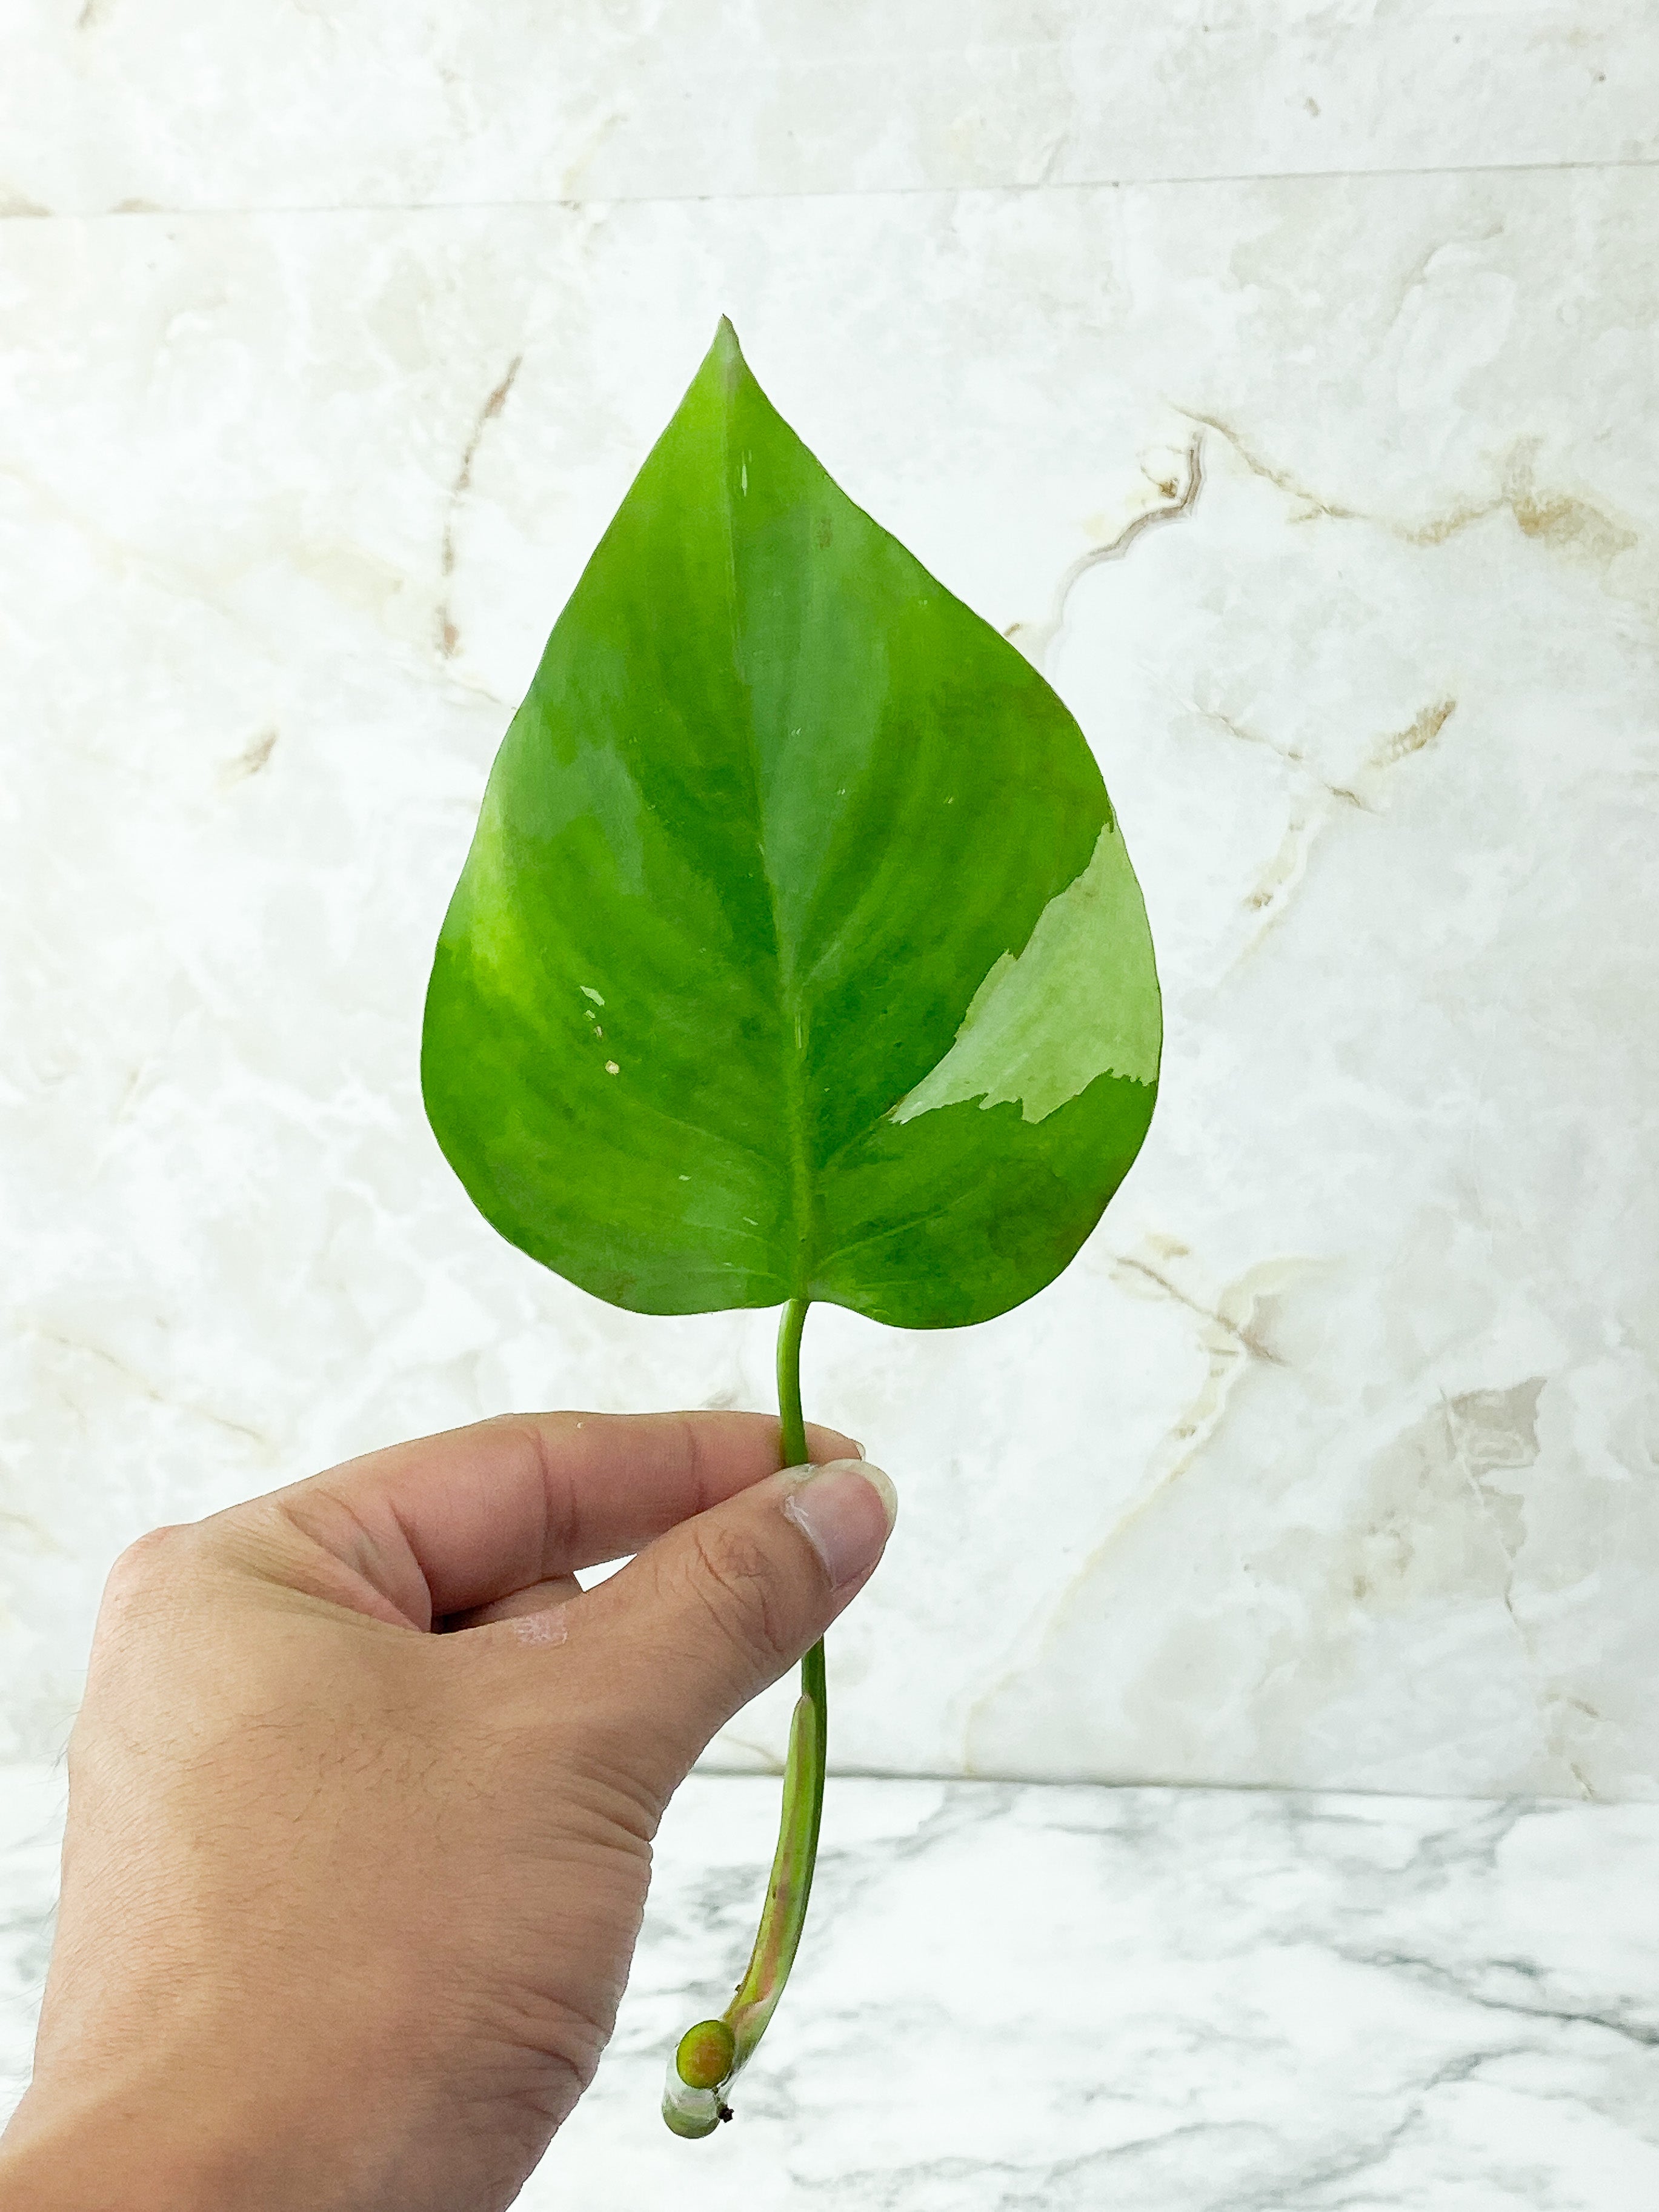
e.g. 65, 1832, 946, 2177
253, 1410, 861, 1630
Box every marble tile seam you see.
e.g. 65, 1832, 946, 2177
5, 152, 1659, 225
0, 1750, 1636, 1809
2, 1763, 1646, 1825
696, 1764, 1638, 1808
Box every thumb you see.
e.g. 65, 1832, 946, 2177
576, 1459, 897, 1795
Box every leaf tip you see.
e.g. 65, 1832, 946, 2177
710, 315, 748, 387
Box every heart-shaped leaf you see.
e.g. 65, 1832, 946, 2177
422, 322, 1160, 1329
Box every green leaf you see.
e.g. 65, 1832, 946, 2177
422, 320, 1160, 1329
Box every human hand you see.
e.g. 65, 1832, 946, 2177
0, 1411, 896, 2212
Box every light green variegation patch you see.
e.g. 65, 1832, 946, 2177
891, 823, 1160, 1127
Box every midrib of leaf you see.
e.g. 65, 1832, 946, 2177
719, 379, 816, 1300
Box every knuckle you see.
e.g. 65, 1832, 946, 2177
680, 1520, 794, 1676
104, 1523, 191, 1598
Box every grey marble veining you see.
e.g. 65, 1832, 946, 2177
4, 1769, 1657, 2207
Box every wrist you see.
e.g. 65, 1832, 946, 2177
0, 2082, 331, 2212
0, 2116, 223, 2212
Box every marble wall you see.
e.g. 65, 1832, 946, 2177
2, 4, 1657, 1799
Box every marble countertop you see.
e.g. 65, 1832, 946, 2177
4, 1766, 1655, 2208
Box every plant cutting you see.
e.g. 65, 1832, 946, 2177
421, 321, 1161, 2135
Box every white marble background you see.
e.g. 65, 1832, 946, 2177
3, 4, 1659, 1809
4, 1763, 1658, 2207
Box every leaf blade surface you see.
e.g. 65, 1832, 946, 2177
422, 322, 1160, 1327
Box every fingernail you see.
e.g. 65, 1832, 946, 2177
782, 1460, 898, 1590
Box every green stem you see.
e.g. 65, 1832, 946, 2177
776, 1291, 810, 1469
663, 1297, 829, 2140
